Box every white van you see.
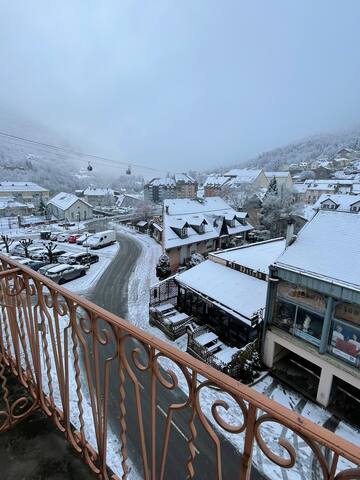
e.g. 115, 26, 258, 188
83, 230, 116, 249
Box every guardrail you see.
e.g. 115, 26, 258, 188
0, 254, 359, 479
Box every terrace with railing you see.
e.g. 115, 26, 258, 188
0, 254, 360, 479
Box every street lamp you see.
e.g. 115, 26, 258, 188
77, 209, 80, 233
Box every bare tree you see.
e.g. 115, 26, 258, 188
1, 234, 14, 254
42, 241, 58, 263
19, 238, 33, 258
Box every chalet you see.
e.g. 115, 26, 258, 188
162, 197, 253, 272
47, 192, 93, 221
262, 210, 360, 419
313, 194, 360, 213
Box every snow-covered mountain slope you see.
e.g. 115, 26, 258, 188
0, 110, 107, 193
243, 129, 360, 170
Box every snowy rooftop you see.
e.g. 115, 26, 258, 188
305, 179, 356, 186
0, 181, 48, 192
84, 187, 115, 196
275, 210, 360, 290
265, 171, 290, 178
0, 196, 29, 209
313, 194, 360, 212
203, 175, 230, 187
163, 197, 253, 249
164, 197, 234, 216
174, 173, 195, 184
225, 169, 262, 183
292, 184, 308, 193
148, 177, 176, 187
176, 260, 267, 321
211, 238, 286, 274
48, 192, 92, 210
292, 204, 316, 222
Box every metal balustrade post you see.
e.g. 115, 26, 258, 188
239, 404, 257, 480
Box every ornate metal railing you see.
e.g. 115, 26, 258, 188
0, 255, 359, 480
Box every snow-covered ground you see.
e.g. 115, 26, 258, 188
112, 226, 360, 480
0, 217, 89, 238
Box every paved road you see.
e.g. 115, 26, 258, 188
85, 221, 265, 479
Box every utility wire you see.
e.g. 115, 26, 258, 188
0, 130, 171, 175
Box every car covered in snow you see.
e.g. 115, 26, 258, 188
59, 252, 99, 266
42, 264, 87, 284
56, 233, 69, 242
38, 263, 61, 275
31, 248, 66, 261
76, 232, 92, 245
49, 232, 62, 241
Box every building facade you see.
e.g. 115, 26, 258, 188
163, 197, 253, 272
47, 192, 93, 221
0, 181, 49, 209
144, 174, 197, 203
83, 187, 117, 207
203, 169, 269, 198
262, 210, 360, 409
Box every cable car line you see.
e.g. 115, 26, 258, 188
0, 130, 171, 175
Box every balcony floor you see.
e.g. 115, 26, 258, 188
0, 409, 97, 480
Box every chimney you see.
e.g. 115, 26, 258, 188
285, 217, 295, 248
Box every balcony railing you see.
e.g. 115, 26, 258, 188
0, 254, 360, 480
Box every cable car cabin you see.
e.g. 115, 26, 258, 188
87, 162, 93, 171
126, 165, 131, 175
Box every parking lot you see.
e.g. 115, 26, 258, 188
2, 231, 120, 294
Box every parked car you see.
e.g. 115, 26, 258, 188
76, 232, 91, 245
83, 230, 116, 249
34, 249, 67, 262
26, 260, 49, 271
56, 233, 69, 242
59, 252, 99, 265
58, 252, 75, 264
43, 264, 87, 284
38, 263, 61, 275
67, 234, 82, 244
50, 232, 62, 241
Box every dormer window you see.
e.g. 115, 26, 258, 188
226, 219, 235, 227
198, 223, 205, 234
180, 227, 188, 238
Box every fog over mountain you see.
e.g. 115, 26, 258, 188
1, 1, 360, 172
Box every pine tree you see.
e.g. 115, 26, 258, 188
156, 254, 171, 280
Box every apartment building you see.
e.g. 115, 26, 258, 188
0, 181, 49, 209
144, 174, 197, 203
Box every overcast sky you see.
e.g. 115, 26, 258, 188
1, 0, 360, 173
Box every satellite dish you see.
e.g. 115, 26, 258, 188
87, 162, 93, 172
126, 165, 131, 175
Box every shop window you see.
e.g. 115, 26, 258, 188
328, 319, 360, 367
293, 307, 322, 347
272, 300, 296, 332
